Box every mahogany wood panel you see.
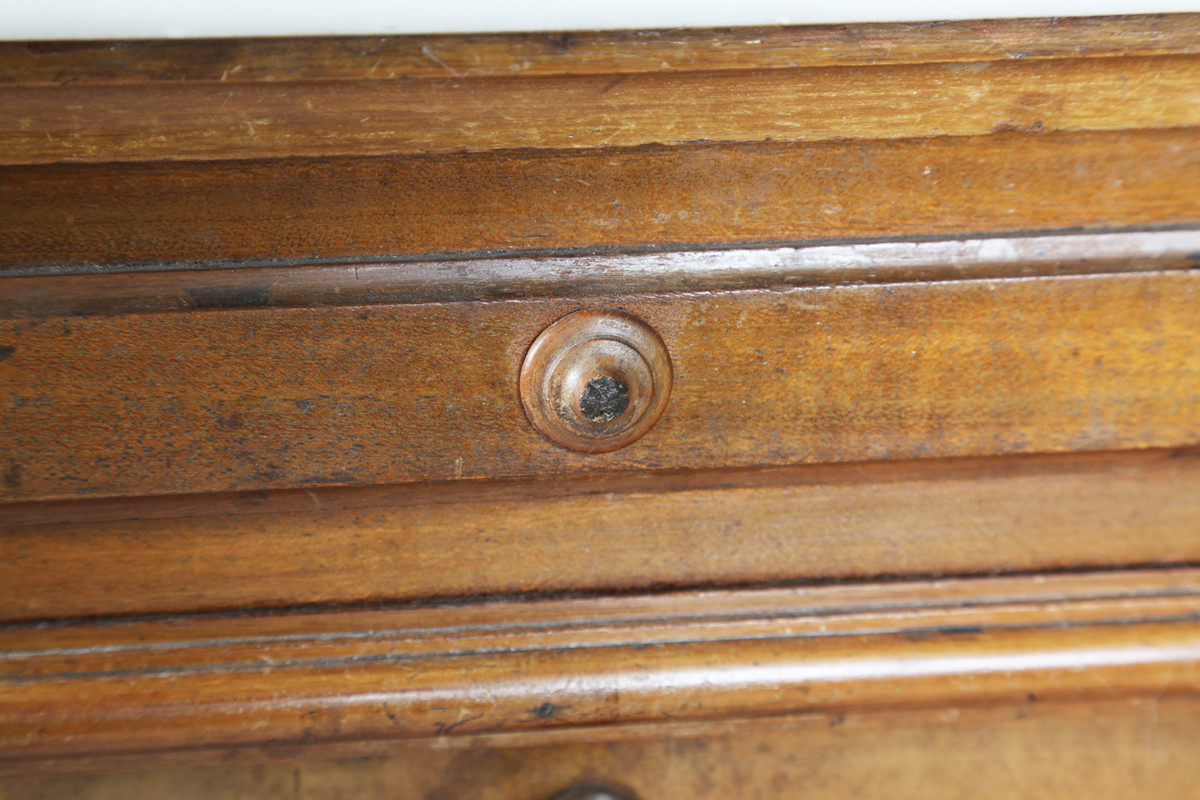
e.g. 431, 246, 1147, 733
5, 55, 1200, 165
5, 699, 1199, 797
1, 449, 1198, 619
5, 130, 1200, 273
3, 271, 1199, 503
2, 570, 1200, 771
6, 15, 1199, 86
5, 230, 1200, 317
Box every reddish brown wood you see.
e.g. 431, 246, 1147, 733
5, 16, 1199, 87
0, 445, 1192, 529
3, 271, 1199, 503
3, 230, 1200, 316
4, 567, 1199, 669
2, 570, 1200, 770
4, 20, 1200, 788
4, 54, 1200, 165
4, 130, 1199, 273
1, 449, 1198, 619
519, 309, 673, 453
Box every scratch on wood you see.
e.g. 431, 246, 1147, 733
421, 46, 461, 78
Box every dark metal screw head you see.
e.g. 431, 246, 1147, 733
580, 375, 630, 422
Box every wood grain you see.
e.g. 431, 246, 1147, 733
6, 567, 1200, 671
5, 230, 1200, 316
3, 271, 1199, 503
0, 444, 1192, 529
5, 19, 1200, 790
5, 699, 1199, 796
2, 449, 1198, 619
2, 570, 1200, 770
5, 15, 1199, 86
5, 130, 1199, 274
4, 54, 1200, 165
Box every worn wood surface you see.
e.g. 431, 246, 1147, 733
2, 570, 1200, 772
5, 130, 1199, 274
3, 271, 1199, 503
5, 54, 1200, 165
5, 230, 1200, 315
2, 448, 1198, 619
9, 567, 1197, 656
1, 443, 1193, 528
6, 15, 1199, 87
5, 19, 1200, 787
5, 698, 1200, 797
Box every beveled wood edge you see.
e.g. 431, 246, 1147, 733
5, 443, 1200, 620
3, 567, 1199, 656
0, 696, 1188, 779
6, 130, 1199, 272
2, 445, 1195, 529
4, 228, 1199, 311
7, 52, 1200, 166
3, 15, 1198, 86
3, 569, 1200, 769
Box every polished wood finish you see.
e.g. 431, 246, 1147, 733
4, 271, 1199, 502
2, 449, 1199, 619
8, 566, 1200, 662
520, 310, 673, 453
5, 130, 1200, 273
2, 569, 1200, 772
4, 230, 1200, 316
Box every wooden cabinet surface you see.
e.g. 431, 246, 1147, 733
2, 14, 1200, 798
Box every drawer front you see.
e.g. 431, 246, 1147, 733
4, 15, 1200, 785
4, 267, 1200, 502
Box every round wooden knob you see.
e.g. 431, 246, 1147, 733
520, 309, 672, 453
